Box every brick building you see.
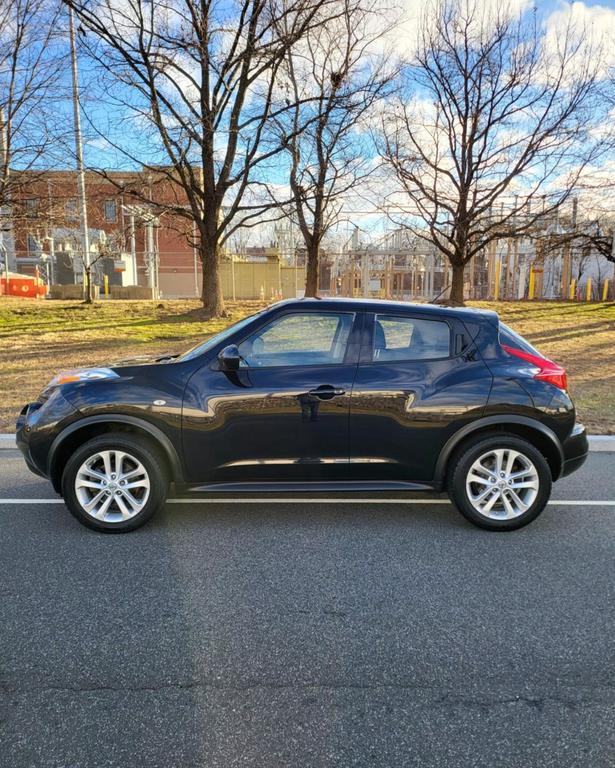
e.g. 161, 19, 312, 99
7, 169, 201, 297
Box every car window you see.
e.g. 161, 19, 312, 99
371, 315, 451, 361
238, 312, 355, 368
177, 310, 267, 361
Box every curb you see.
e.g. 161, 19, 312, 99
587, 435, 615, 452
0, 434, 16, 449
1, 433, 614, 451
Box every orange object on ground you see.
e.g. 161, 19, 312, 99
0, 273, 46, 298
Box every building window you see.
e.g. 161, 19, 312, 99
104, 199, 117, 222
25, 198, 38, 216
65, 198, 78, 220
27, 234, 42, 256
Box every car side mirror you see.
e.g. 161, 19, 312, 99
218, 344, 241, 372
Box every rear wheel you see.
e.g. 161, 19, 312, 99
61, 433, 168, 532
447, 434, 552, 531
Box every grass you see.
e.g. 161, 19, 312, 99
0, 298, 266, 434
0, 297, 613, 433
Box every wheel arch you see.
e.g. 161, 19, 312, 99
48, 415, 183, 492
435, 416, 564, 486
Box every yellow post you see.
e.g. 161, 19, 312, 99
528, 268, 535, 300
103, 274, 109, 297
569, 278, 575, 301
603, 279, 609, 302
586, 278, 592, 302
493, 260, 501, 300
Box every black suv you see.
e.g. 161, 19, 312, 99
16, 299, 587, 532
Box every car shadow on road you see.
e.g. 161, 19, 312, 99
153, 496, 468, 533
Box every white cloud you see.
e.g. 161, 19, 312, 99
542, 1, 615, 80
385, 0, 534, 59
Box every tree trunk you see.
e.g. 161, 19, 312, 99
199, 239, 226, 317
84, 268, 93, 304
448, 261, 466, 306
305, 241, 319, 297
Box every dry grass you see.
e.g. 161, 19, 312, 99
0, 297, 266, 433
0, 296, 613, 433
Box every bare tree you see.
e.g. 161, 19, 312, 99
275, 0, 395, 296
66, 0, 343, 317
578, 224, 615, 265
79, 249, 105, 304
0, 0, 65, 217
380, 0, 604, 305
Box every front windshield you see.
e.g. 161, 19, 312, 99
177, 310, 265, 362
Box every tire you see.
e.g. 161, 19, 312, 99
61, 432, 168, 533
447, 433, 552, 531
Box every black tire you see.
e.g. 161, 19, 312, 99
61, 432, 168, 533
447, 433, 552, 531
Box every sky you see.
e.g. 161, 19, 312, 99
22, 0, 615, 246
71, 0, 615, 163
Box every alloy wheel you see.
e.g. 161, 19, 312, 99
74, 449, 150, 522
465, 448, 539, 520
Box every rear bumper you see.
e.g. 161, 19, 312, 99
560, 422, 588, 478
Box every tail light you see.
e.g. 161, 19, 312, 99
502, 345, 568, 391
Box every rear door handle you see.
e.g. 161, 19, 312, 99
307, 385, 346, 400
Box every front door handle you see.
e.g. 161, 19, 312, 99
307, 385, 346, 400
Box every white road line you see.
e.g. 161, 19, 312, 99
548, 500, 615, 506
0, 498, 65, 504
0, 497, 614, 506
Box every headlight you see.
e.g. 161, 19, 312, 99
47, 368, 120, 388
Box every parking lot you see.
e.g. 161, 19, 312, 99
1, 449, 614, 767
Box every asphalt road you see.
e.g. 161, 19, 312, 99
1, 450, 614, 768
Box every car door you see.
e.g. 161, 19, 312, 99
182, 309, 362, 484
348, 312, 492, 483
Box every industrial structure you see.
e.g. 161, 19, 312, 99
0, 171, 613, 302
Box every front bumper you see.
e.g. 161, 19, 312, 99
16, 403, 46, 477
560, 422, 588, 478
16, 390, 79, 478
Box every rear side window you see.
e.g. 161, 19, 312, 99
499, 322, 542, 356
371, 315, 451, 362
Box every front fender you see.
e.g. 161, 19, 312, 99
47, 413, 185, 486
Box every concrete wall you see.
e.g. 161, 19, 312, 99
160, 262, 306, 300
50, 284, 99, 300
110, 286, 156, 300
220, 262, 303, 300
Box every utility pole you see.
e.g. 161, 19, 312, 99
192, 219, 199, 297
129, 212, 137, 285
0, 107, 6, 177
69, 7, 91, 300
146, 218, 155, 291
0, 106, 14, 282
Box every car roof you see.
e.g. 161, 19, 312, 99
268, 297, 498, 325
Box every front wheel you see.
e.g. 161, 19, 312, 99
61, 433, 168, 533
447, 434, 552, 531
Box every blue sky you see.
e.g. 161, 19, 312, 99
71, 0, 615, 167
37, 0, 615, 245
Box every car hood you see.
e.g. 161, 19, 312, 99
111, 353, 180, 368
